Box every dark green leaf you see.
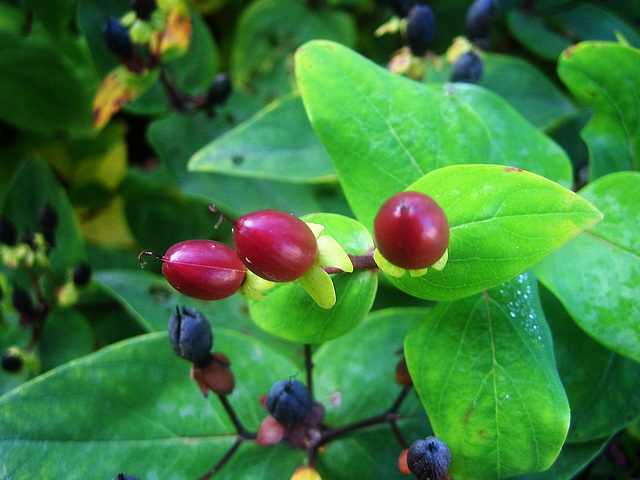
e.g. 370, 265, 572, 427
296, 41, 573, 230
37, 307, 94, 371
558, 41, 640, 180
540, 286, 640, 443
0, 330, 299, 479
248, 213, 377, 343
387, 164, 602, 301
404, 272, 570, 479
189, 95, 336, 183
534, 171, 640, 362
232, 0, 356, 102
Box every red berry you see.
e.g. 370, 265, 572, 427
161, 240, 246, 300
233, 210, 319, 282
374, 192, 449, 270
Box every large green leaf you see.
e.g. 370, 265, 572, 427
404, 272, 570, 480
0, 31, 97, 135
295, 40, 573, 230
558, 42, 640, 180
0, 330, 301, 479
385, 164, 602, 301
534, 171, 640, 362
314, 307, 430, 478
540, 286, 640, 443
425, 53, 576, 131
231, 0, 355, 102
189, 95, 336, 183
248, 213, 377, 343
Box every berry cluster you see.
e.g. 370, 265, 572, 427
0, 206, 92, 375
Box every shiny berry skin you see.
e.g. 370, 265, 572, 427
103, 17, 134, 58
465, 0, 498, 44
450, 51, 483, 84
266, 379, 313, 426
207, 73, 232, 106
374, 191, 449, 270
162, 240, 246, 300
407, 436, 451, 480
168, 306, 213, 367
406, 4, 436, 57
233, 210, 318, 282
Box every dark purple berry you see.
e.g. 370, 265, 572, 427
112, 475, 141, 480
266, 379, 313, 427
12, 285, 34, 315
168, 306, 213, 367
465, 0, 498, 45
0, 216, 17, 246
207, 73, 232, 107
2, 352, 23, 373
73, 262, 92, 287
390, 0, 416, 18
407, 436, 451, 480
130, 0, 156, 21
406, 4, 436, 57
37, 203, 58, 247
450, 51, 483, 83
103, 17, 134, 59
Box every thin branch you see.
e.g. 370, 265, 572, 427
305, 344, 314, 399
217, 394, 256, 440
197, 437, 244, 480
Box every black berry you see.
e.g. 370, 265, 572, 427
12, 285, 34, 314
390, 0, 416, 18
112, 474, 141, 480
0, 216, 17, 246
73, 262, 93, 287
407, 436, 451, 480
103, 17, 134, 59
450, 51, 483, 84
206, 73, 232, 107
130, 0, 157, 21
465, 0, 498, 45
2, 352, 23, 373
266, 379, 313, 427
168, 306, 213, 367
37, 203, 59, 247
406, 4, 436, 57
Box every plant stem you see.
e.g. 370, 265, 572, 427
217, 394, 256, 440
305, 344, 314, 399
197, 437, 244, 480
322, 253, 378, 274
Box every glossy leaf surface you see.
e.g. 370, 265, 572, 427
0, 331, 299, 479
534, 171, 640, 362
404, 273, 570, 480
248, 213, 377, 343
386, 164, 602, 301
558, 42, 640, 180
189, 95, 336, 183
296, 40, 573, 230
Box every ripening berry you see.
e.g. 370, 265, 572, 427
233, 210, 319, 282
168, 306, 213, 367
374, 191, 449, 270
407, 436, 451, 480
465, 0, 498, 45
266, 379, 313, 427
450, 51, 483, 84
406, 5, 436, 57
161, 240, 246, 300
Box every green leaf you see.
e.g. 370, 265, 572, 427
3, 159, 86, 278
313, 307, 431, 479
189, 95, 336, 183
404, 272, 570, 480
540, 286, 640, 443
386, 164, 602, 301
534, 171, 640, 362
0, 31, 97, 135
425, 53, 576, 131
231, 0, 355, 102
37, 307, 94, 372
23, 0, 76, 38
248, 213, 377, 343
295, 40, 573, 230
505, 10, 573, 61
558, 42, 640, 180
0, 330, 300, 479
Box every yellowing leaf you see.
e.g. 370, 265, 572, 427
92, 66, 160, 129
150, 2, 192, 62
